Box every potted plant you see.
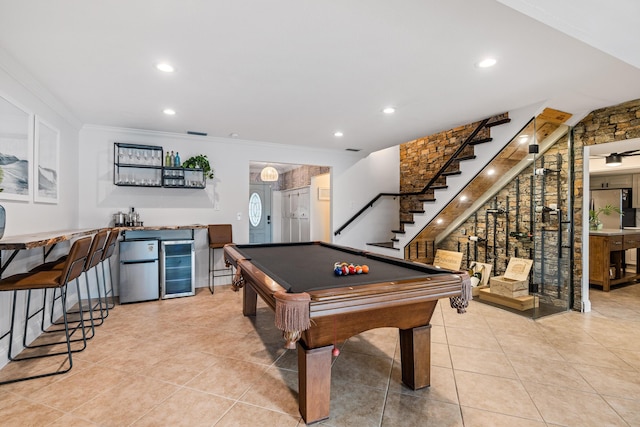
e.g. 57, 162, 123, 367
589, 204, 622, 230
182, 154, 215, 180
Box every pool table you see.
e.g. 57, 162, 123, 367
224, 241, 467, 424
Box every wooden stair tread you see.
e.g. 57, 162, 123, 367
469, 137, 492, 145
485, 117, 511, 127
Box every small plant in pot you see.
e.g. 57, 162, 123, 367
589, 204, 622, 230
182, 154, 215, 180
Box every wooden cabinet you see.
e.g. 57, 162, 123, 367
589, 231, 640, 291
590, 174, 633, 190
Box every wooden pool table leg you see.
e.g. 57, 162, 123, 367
399, 324, 431, 389
243, 283, 257, 316
297, 343, 332, 424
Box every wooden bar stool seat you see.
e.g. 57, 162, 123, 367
0, 236, 91, 385
208, 224, 233, 293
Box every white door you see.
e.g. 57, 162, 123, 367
249, 183, 272, 243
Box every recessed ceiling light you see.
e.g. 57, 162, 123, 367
476, 58, 497, 68
229, 133, 239, 138
163, 108, 176, 115
487, 168, 495, 176
334, 131, 344, 137
382, 106, 396, 114
156, 63, 175, 73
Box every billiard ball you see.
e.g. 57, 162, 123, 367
348, 264, 356, 274
342, 265, 349, 275
361, 265, 369, 274
334, 266, 343, 275
355, 265, 363, 274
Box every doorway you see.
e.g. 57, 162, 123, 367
584, 138, 640, 312
249, 162, 331, 244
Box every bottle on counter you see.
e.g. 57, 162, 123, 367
170, 151, 175, 167
165, 151, 171, 166
175, 152, 181, 167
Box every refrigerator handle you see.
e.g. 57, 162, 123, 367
121, 260, 157, 265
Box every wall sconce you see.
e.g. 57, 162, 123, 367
260, 166, 279, 181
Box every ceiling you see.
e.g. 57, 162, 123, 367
1, 0, 639, 154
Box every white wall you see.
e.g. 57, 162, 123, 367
311, 173, 331, 242
333, 146, 400, 249
0, 48, 82, 368
77, 125, 386, 288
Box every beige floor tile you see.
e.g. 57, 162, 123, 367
609, 347, 640, 371
495, 333, 564, 361
2, 285, 640, 427
71, 375, 180, 427
574, 364, 640, 399
507, 353, 595, 393
319, 378, 387, 427
602, 395, 640, 426
341, 328, 398, 359
185, 357, 268, 399
0, 396, 65, 426
460, 406, 547, 427
388, 362, 459, 404
240, 367, 301, 416
132, 387, 234, 426
449, 345, 517, 379
215, 402, 300, 427
454, 370, 542, 421
431, 341, 453, 368
381, 392, 463, 426
554, 341, 634, 370
524, 381, 627, 426
331, 350, 393, 390
445, 326, 502, 352
28, 364, 128, 412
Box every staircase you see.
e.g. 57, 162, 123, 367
332, 102, 548, 259
367, 117, 509, 251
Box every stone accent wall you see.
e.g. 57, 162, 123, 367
571, 98, 640, 309
251, 165, 330, 191
435, 98, 640, 311
399, 114, 508, 220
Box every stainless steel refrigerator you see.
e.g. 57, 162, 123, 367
590, 188, 636, 229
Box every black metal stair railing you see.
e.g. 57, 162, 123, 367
334, 117, 508, 237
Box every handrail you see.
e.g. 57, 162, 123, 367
334, 118, 493, 236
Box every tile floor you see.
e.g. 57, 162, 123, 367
0, 283, 639, 426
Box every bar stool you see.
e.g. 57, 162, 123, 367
0, 236, 92, 385
99, 229, 120, 310
35, 229, 109, 339
208, 224, 233, 293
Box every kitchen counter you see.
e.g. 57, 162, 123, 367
589, 230, 640, 291
589, 228, 640, 236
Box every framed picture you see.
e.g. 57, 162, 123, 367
34, 117, 59, 203
0, 94, 33, 201
318, 187, 330, 201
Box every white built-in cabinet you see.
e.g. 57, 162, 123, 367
590, 174, 633, 190
281, 187, 310, 242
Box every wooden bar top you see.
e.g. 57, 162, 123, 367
0, 228, 102, 250
114, 224, 207, 231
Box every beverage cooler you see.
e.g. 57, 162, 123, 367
160, 240, 195, 299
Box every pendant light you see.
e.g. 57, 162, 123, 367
260, 166, 279, 181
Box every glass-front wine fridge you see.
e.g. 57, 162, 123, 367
160, 240, 195, 299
